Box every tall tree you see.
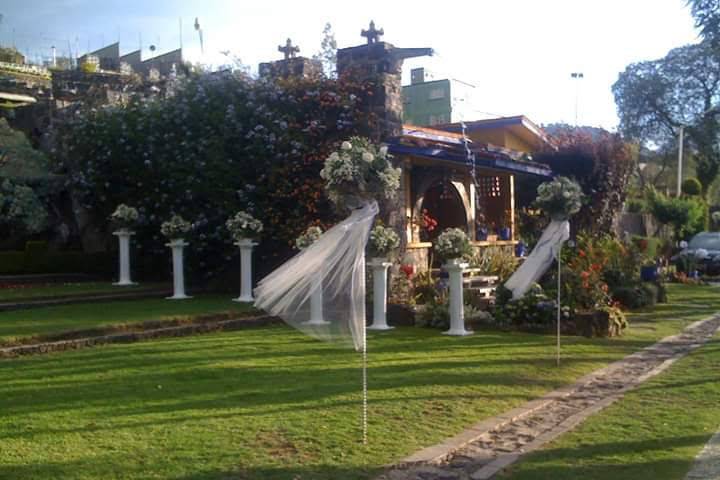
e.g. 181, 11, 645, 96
688, 0, 720, 47
314, 23, 338, 78
613, 42, 720, 194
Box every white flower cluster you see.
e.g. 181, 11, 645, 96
535, 176, 583, 221
369, 224, 400, 257
226, 211, 263, 241
320, 137, 401, 209
434, 228, 472, 261
295, 225, 323, 250
110, 204, 139, 229
160, 215, 192, 239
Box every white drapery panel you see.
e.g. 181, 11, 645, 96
504, 220, 570, 299
254, 201, 379, 351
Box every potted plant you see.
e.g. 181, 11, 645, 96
295, 225, 323, 250
367, 224, 400, 331
498, 210, 513, 241
368, 224, 400, 261
433, 227, 473, 336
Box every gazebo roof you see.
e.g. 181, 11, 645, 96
387, 125, 553, 178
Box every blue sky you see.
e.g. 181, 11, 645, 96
1, 0, 701, 129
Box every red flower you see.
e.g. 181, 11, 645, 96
578, 250, 586, 258
400, 264, 415, 279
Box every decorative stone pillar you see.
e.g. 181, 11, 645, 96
166, 239, 190, 300
367, 258, 393, 330
304, 271, 330, 325
443, 259, 472, 336
234, 238, 257, 303
113, 230, 136, 286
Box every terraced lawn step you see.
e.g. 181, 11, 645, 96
0, 287, 174, 312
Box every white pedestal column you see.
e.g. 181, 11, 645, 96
304, 271, 330, 325
113, 230, 136, 286
166, 239, 191, 300
368, 258, 393, 331
233, 238, 257, 303
443, 260, 473, 336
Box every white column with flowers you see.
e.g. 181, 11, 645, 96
436, 228, 473, 336
367, 225, 400, 331
161, 215, 192, 300
110, 204, 139, 286
226, 212, 263, 304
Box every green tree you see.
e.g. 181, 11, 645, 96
613, 42, 720, 195
687, 0, 720, 47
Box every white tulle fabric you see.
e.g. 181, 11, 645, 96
504, 220, 570, 299
254, 201, 379, 351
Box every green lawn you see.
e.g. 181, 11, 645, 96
0, 281, 170, 302
501, 334, 720, 480
0, 295, 256, 345
0, 284, 717, 479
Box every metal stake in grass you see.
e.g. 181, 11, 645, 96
557, 245, 561, 367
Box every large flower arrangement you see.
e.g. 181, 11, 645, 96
368, 224, 400, 258
160, 215, 191, 239
295, 225, 323, 250
434, 228, 472, 261
320, 137, 401, 209
534, 176, 583, 220
110, 204, 139, 230
55, 71, 375, 278
226, 211, 263, 241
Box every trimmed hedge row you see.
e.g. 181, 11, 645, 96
0, 241, 113, 275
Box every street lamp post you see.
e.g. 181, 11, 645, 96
571, 72, 584, 126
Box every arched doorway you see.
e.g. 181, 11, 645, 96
419, 180, 467, 242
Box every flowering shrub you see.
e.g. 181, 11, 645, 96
110, 204, 139, 230
0, 179, 47, 235
493, 284, 573, 329
368, 224, 400, 258
55, 71, 375, 277
226, 211, 263, 242
434, 228, 472, 261
320, 136, 400, 209
534, 176, 584, 220
295, 225, 323, 250
160, 215, 191, 239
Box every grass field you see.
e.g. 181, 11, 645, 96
0, 295, 255, 345
0, 282, 169, 302
501, 334, 720, 480
0, 284, 717, 479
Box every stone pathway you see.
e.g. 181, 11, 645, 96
685, 427, 720, 480
377, 315, 720, 480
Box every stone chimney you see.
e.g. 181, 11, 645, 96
259, 38, 322, 80
336, 21, 432, 140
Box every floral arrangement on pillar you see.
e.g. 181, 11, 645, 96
434, 227, 472, 336
110, 204, 139, 286
227, 211, 263, 303
534, 176, 583, 221
320, 137, 401, 210
368, 224, 400, 261
295, 226, 323, 250
434, 228, 472, 264
161, 215, 192, 300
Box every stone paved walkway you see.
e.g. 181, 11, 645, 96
685, 427, 720, 480
376, 315, 720, 480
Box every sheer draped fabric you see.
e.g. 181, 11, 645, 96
504, 220, 570, 299
254, 201, 379, 351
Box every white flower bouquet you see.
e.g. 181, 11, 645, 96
434, 228, 472, 261
320, 137, 401, 210
161, 215, 192, 239
295, 225, 323, 250
110, 204, 139, 230
368, 224, 400, 258
534, 176, 583, 220
226, 211, 263, 241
